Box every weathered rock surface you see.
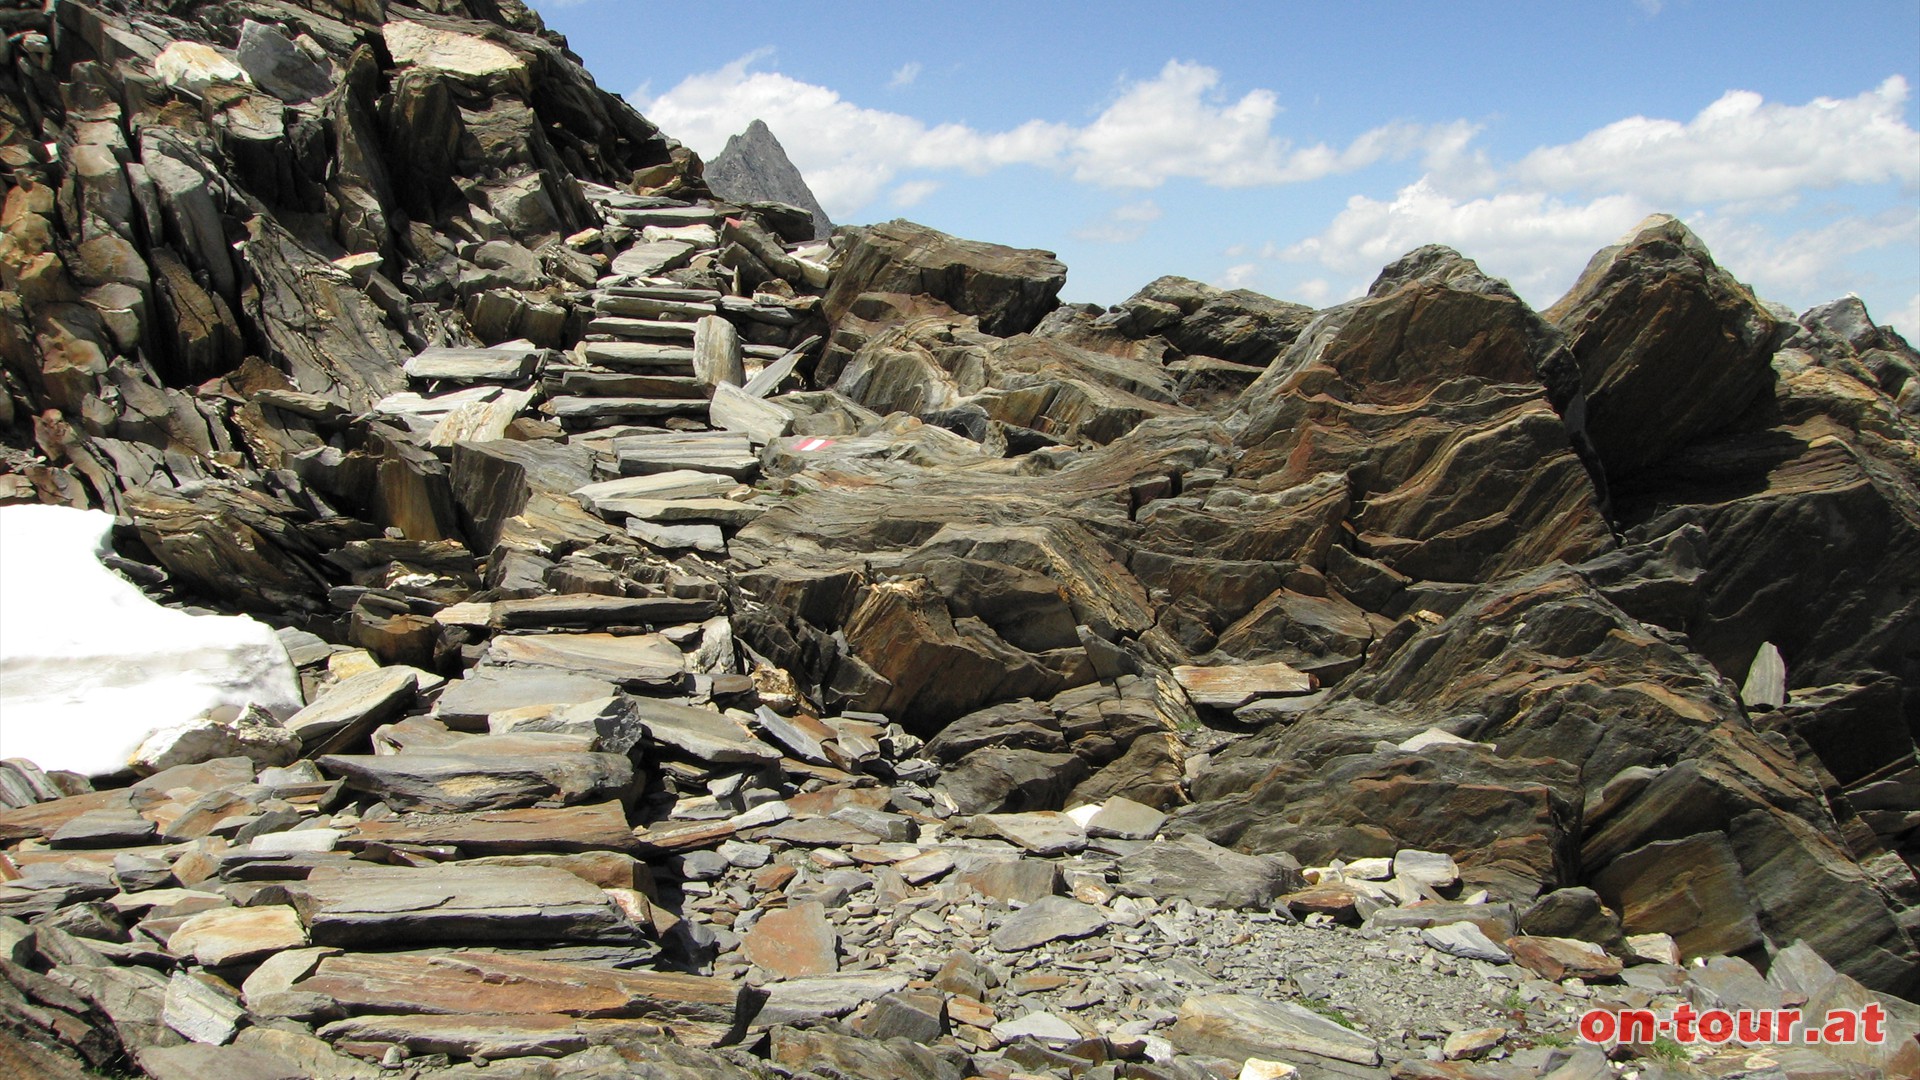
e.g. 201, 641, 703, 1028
285, 864, 633, 946
824, 220, 1067, 338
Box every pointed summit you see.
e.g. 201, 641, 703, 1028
705, 119, 835, 239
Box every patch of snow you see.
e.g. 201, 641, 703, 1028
0, 505, 302, 777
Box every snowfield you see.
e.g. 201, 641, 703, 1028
0, 504, 303, 777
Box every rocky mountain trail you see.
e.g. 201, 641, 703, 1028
2, 1, 1918, 1079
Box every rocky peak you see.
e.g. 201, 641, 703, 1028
705, 118, 834, 240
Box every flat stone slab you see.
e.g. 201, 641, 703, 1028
1084, 796, 1166, 841
283, 667, 420, 747
1115, 834, 1305, 911
574, 470, 739, 514
1394, 849, 1460, 889
594, 293, 715, 319
606, 205, 722, 229
405, 347, 541, 384
481, 633, 684, 686
167, 905, 309, 967
317, 1011, 715, 1058
588, 314, 699, 341
164, 970, 246, 1044
547, 369, 707, 399
593, 497, 763, 528
488, 696, 648, 756
544, 396, 707, 422
1364, 901, 1516, 937
48, 808, 157, 848
744, 901, 838, 979
295, 950, 753, 1026
317, 749, 633, 813
1172, 662, 1314, 710
630, 700, 783, 764
342, 800, 639, 855
135, 1037, 374, 1080
989, 895, 1107, 951
751, 706, 835, 765
1169, 992, 1381, 1067
598, 283, 722, 303
990, 1009, 1081, 1046
956, 857, 1059, 904
434, 670, 616, 730
372, 385, 506, 420
609, 240, 696, 278
614, 431, 760, 480
1507, 935, 1623, 982
1420, 921, 1512, 963
756, 972, 909, 1026
764, 817, 886, 846
285, 863, 631, 947
709, 382, 794, 444
578, 342, 696, 371
488, 594, 720, 630
627, 518, 726, 553
966, 811, 1086, 855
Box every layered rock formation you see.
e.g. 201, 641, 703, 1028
1, 1, 1917, 1078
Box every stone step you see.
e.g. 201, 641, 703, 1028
710, 382, 795, 444
718, 296, 805, 327
598, 283, 725, 304
578, 341, 697, 371
602, 205, 725, 229
613, 431, 761, 480
591, 496, 764, 529
572, 470, 743, 513
744, 342, 794, 362
640, 223, 718, 247
403, 346, 545, 384
581, 188, 687, 210
545, 369, 707, 399
542, 396, 709, 424
627, 517, 726, 554
609, 240, 697, 278
585, 316, 700, 342
592, 293, 715, 320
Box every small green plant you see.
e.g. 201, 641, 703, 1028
1536, 1032, 1569, 1048
1650, 1034, 1687, 1062
1501, 987, 1525, 1010
1301, 996, 1358, 1030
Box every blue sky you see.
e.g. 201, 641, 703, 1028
531, 0, 1920, 337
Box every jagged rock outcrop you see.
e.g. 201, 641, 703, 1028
704, 118, 834, 241
1545, 214, 1781, 481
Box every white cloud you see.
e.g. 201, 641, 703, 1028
1514, 77, 1920, 206
639, 56, 1915, 323
1074, 199, 1163, 243
636, 53, 1070, 215
1290, 278, 1335, 306
1214, 263, 1261, 289
889, 62, 921, 89
1282, 178, 1653, 301
1276, 80, 1920, 315
638, 55, 1457, 218
891, 180, 940, 207
1688, 206, 1920, 300
1890, 293, 1920, 342
1067, 62, 1456, 188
